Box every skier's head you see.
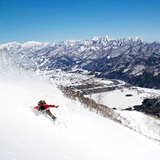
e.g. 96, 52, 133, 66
38, 100, 46, 106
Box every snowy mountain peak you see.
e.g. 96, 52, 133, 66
91, 35, 112, 41
91, 36, 99, 41
0, 42, 21, 49
23, 41, 42, 46
134, 37, 143, 41
120, 37, 139, 42
22, 41, 52, 48
61, 39, 79, 46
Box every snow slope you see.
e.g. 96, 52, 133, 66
0, 70, 160, 160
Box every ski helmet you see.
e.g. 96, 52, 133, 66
38, 100, 46, 106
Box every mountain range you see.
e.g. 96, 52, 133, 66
0, 36, 160, 88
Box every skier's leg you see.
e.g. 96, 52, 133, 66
45, 109, 56, 119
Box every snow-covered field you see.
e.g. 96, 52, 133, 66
0, 69, 160, 160
89, 87, 160, 110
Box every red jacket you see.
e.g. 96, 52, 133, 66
34, 104, 56, 110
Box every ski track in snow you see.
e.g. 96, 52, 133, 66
0, 71, 160, 160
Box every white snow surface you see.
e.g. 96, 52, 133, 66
0, 70, 160, 160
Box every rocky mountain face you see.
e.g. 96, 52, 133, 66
0, 36, 160, 88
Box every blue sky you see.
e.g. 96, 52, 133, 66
0, 0, 160, 44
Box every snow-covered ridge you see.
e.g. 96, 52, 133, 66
0, 35, 145, 57
0, 35, 160, 89
0, 36, 144, 58
0, 35, 144, 48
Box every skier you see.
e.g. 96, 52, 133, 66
34, 100, 59, 120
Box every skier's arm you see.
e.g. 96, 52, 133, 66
42, 104, 59, 109
34, 106, 39, 110
52, 105, 59, 108
34, 106, 46, 111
